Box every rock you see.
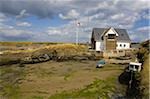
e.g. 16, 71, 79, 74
38, 54, 50, 62
21, 57, 33, 64
32, 58, 40, 63
47, 53, 53, 60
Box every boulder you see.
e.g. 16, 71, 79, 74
38, 54, 50, 62
20, 57, 33, 64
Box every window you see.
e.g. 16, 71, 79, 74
120, 44, 122, 47
135, 65, 139, 70
130, 65, 134, 68
124, 44, 126, 47
108, 34, 115, 39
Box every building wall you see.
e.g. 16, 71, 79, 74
95, 41, 130, 51
103, 28, 118, 51
103, 50, 125, 58
116, 42, 130, 49
96, 42, 101, 51
95, 41, 104, 51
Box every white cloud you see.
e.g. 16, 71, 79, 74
16, 21, 31, 27
0, 27, 34, 41
130, 26, 150, 42
59, 9, 79, 20
0, 0, 149, 42
136, 26, 150, 32
16, 9, 28, 19
47, 0, 149, 42
0, 13, 6, 22
47, 29, 62, 35
111, 13, 125, 20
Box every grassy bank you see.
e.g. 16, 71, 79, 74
140, 54, 149, 98
137, 40, 149, 98
0, 44, 88, 66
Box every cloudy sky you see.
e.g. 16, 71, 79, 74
0, 0, 149, 42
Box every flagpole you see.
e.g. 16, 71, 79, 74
76, 20, 80, 45
76, 19, 78, 45
77, 26, 78, 45
76, 25, 78, 45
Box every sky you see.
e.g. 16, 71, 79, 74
0, 0, 149, 43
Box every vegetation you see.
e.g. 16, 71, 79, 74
136, 40, 149, 63
0, 43, 88, 66
33, 44, 87, 56
0, 41, 128, 98
0, 41, 85, 46
0, 65, 25, 99
140, 55, 149, 98
49, 78, 116, 99
2, 61, 123, 99
136, 40, 149, 98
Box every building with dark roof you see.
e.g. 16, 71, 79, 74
91, 27, 131, 51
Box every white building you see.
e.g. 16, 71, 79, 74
91, 27, 131, 51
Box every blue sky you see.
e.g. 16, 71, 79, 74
0, 0, 149, 42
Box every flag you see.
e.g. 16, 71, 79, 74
77, 22, 80, 27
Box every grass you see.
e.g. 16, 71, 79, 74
0, 60, 125, 99
137, 40, 149, 98
0, 65, 26, 99
34, 66, 55, 78
0, 43, 88, 65
34, 44, 88, 56
49, 77, 116, 99
140, 54, 149, 98
0, 42, 87, 54
0, 57, 20, 66
17, 61, 124, 99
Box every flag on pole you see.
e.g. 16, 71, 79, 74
77, 22, 80, 27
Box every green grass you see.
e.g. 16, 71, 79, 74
0, 65, 25, 99
34, 66, 55, 78
0, 57, 20, 66
31, 96, 44, 99
0, 60, 124, 99
136, 40, 149, 98
140, 54, 149, 98
49, 77, 116, 99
